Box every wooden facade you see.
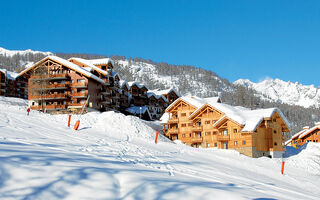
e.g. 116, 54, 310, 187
128, 82, 148, 107
287, 124, 320, 148
162, 96, 290, 158
0, 69, 28, 99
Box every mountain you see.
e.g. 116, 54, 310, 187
234, 79, 320, 108
2, 47, 320, 134
0, 47, 52, 57
1, 96, 320, 199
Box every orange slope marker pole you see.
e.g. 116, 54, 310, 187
68, 114, 72, 127
155, 131, 159, 144
281, 161, 285, 175
74, 95, 90, 131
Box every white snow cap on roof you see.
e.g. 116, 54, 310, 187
147, 91, 169, 102
160, 112, 169, 124
0, 69, 19, 80
69, 57, 110, 76
166, 95, 220, 112
88, 58, 114, 66
125, 106, 151, 119
149, 88, 181, 97
298, 125, 320, 139
128, 81, 149, 90
119, 80, 129, 89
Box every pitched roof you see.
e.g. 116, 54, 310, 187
128, 81, 149, 90
299, 126, 320, 139
149, 88, 181, 97
20, 56, 108, 85
119, 80, 129, 90
69, 57, 110, 76
125, 106, 151, 119
0, 69, 19, 80
87, 58, 114, 66
166, 96, 220, 112
147, 91, 169, 102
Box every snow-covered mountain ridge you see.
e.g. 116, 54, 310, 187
234, 78, 320, 108
0, 47, 52, 57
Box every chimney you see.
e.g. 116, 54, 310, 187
303, 126, 310, 130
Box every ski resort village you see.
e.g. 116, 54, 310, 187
1, 48, 320, 199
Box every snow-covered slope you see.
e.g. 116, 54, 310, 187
0, 47, 52, 57
1, 96, 320, 199
234, 78, 320, 108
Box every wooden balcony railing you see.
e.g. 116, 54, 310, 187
192, 126, 203, 132
30, 93, 68, 100
168, 118, 179, 123
167, 128, 178, 135
191, 137, 203, 143
30, 74, 69, 80
31, 83, 68, 90
71, 82, 88, 88
30, 104, 67, 110
217, 135, 230, 141
71, 92, 88, 98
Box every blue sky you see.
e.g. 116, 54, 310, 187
1, 0, 320, 86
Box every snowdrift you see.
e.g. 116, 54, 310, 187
0, 96, 320, 199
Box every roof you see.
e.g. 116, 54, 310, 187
20, 56, 107, 85
149, 88, 181, 97
125, 106, 151, 119
128, 81, 149, 90
160, 112, 169, 124
0, 69, 19, 80
119, 80, 129, 90
147, 91, 169, 102
87, 58, 114, 66
165, 96, 290, 133
299, 126, 320, 139
69, 57, 110, 76
165, 96, 219, 112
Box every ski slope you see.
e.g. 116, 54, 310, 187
0, 97, 320, 200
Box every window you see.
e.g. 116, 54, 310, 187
274, 130, 277, 134
243, 140, 246, 145
212, 120, 216, 124
234, 141, 238, 145
223, 130, 228, 135
77, 79, 85, 83
188, 123, 193, 127
181, 124, 186, 127
207, 143, 211, 147
273, 119, 276, 122
181, 113, 186, 117
234, 129, 237, 133
206, 132, 211, 136
197, 133, 201, 138
214, 143, 218, 147
190, 133, 192, 137
274, 142, 277, 146
182, 134, 186, 137
205, 121, 210, 124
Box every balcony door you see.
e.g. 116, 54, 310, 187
224, 142, 228, 149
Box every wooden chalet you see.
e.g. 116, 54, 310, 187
19, 56, 112, 112
161, 96, 290, 158
149, 88, 181, 105
0, 69, 28, 99
146, 91, 169, 120
128, 82, 148, 106
286, 123, 320, 148
119, 80, 130, 109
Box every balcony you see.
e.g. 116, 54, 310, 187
30, 74, 69, 81
101, 90, 111, 95
217, 135, 230, 141
168, 118, 179, 124
31, 83, 68, 90
30, 94, 68, 100
0, 82, 5, 86
71, 82, 88, 88
167, 128, 178, 135
191, 137, 203, 143
192, 126, 203, 132
72, 92, 88, 98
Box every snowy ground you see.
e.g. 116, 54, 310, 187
0, 97, 320, 200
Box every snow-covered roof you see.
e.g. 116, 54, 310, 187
87, 58, 114, 66
166, 96, 218, 112
298, 126, 320, 139
149, 88, 181, 97
160, 112, 169, 124
147, 92, 169, 102
0, 69, 19, 80
125, 106, 151, 119
119, 80, 129, 90
112, 72, 120, 79
69, 57, 110, 76
20, 56, 108, 85
128, 81, 149, 90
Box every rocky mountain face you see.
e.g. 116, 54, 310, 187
234, 79, 320, 108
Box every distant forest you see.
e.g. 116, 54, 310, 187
1, 51, 320, 136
